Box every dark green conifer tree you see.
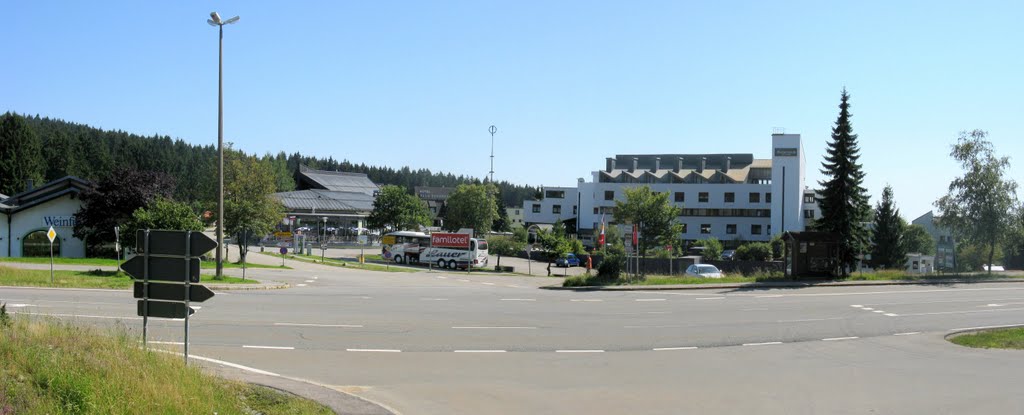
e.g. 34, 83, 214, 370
870, 185, 907, 269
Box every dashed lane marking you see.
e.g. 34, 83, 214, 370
884, 313, 899, 317
893, 332, 920, 336
274, 323, 363, 328
635, 299, 666, 302
454, 350, 507, 353
571, 299, 603, 302
421, 298, 449, 301
900, 307, 1024, 317
696, 297, 725, 300
482, 282, 495, 285
556, 349, 604, 353
304, 280, 314, 283
242, 345, 295, 350
296, 284, 307, 287
437, 276, 447, 279
452, 326, 537, 329
500, 298, 536, 301
822, 336, 859, 341
743, 342, 783, 346
458, 279, 471, 282
756, 295, 784, 298
653, 346, 698, 351
776, 317, 844, 323
347, 349, 401, 353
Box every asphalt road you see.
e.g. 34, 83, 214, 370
3, 261, 1024, 414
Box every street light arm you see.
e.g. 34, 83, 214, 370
224, 16, 240, 24
207, 19, 218, 27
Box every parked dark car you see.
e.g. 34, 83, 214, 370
721, 249, 736, 260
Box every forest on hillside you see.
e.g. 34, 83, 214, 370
1, 112, 538, 206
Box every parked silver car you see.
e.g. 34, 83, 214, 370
685, 264, 723, 278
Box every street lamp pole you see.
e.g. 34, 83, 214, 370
208, 11, 239, 279
488, 125, 497, 183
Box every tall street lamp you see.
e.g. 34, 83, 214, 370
208, 11, 239, 279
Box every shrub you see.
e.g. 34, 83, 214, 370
597, 250, 624, 279
0, 303, 9, 327
736, 242, 772, 261
693, 238, 722, 261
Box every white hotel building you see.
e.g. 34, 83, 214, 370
522, 133, 821, 247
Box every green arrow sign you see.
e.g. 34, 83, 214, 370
133, 282, 215, 303
136, 230, 218, 257
137, 300, 195, 319
121, 256, 201, 283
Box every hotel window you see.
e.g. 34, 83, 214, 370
553, 205, 562, 214
804, 194, 816, 203
593, 207, 599, 214
532, 204, 540, 213
573, 206, 577, 215
681, 223, 688, 233
804, 210, 815, 219
766, 192, 772, 203
724, 192, 735, 203
604, 190, 615, 200
749, 192, 760, 203
674, 192, 685, 202
726, 224, 737, 234
700, 224, 711, 234
751, 224, 763, 235
699, 192, 709, 203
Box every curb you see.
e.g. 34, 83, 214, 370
944, 324, 1024, 342
542, 278, 1024, 291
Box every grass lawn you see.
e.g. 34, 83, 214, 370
563, 269, 1023, 287
0, 266, 257, 289
0, 316, 333, 414
269, 253, 418, 273
0, 256, 290, 270
949, 327, 1024, 350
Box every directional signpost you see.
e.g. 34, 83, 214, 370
120, 229, 217, 364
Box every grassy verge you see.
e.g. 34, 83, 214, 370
0, 256, 290, 270
0, 316, 332, 414
0, 266, 257, 289
949, 327, 1024, 350
269, 253, 418, 273
563, 269, 1022, 287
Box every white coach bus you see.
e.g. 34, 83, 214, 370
381, 231, 489, 269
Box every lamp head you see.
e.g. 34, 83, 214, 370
210, 12, 222, 24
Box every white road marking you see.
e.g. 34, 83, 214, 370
454, 350, 507, 353
452, 326, 537, 329
556, 349, 604, 353
154, 351, 280, 377
948, 323, 1024, 331
757, 295, 784, 298
242, 345, 295, 350
635, 298, 666, 302
505, 285, 520, 288
500, 298, 536, 301
304, 280, 314, 283
776, 317, 845, 323
775, 287, 1024, 298
822, 336, 859, 341
884, 313, 899, 317
901, 307, 1024, 317
743, 342, 783, 346
646, 311, 670, 314
851, 305, 863, 308
571, 299, 603, 302
437, 276, 447, 279
482, 282, 495, 285
872, 310, 885, 313
861, 307, 874, 311
421, 298, 449, 301
5, 304, 35, 308
983, 303, 1006, 307
296, 284, 307, 287
696, 297, 725, 300
458, 279, 471, 282
347, 349, 401, 353
625, 325, 686, 328
893, 332, 920, 336
653, 346, 698, 351
274, 323, 363, 328
313, 277, 318, 280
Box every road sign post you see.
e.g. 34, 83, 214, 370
121, 229, 217, 364
47, 226, 56, 283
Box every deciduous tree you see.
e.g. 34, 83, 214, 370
902, 224, 935, 256
612, 185, 682, 263
367, 185, 431, 232
934, 130, 1018, 274
443, 184, 499, 233
74, 168, 175, 255
225, 152, 285, 268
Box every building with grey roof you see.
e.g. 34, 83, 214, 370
1, 176, 92, 258
911, 210, 956, 270
296, 165, 379, 196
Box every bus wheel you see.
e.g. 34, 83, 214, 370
394, 255, 403, 264
447, 260, 457, 269
437, 259, 446, 269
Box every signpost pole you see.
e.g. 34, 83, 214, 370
115, 226, 121, 273
241, 229, 247, 281
184, 231, 191, 365
49, 239, 54, 283
143, 230, 150, 349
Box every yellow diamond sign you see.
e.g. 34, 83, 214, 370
47, 226, 57, 243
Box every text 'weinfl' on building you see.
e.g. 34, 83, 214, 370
521, 132, 821, 248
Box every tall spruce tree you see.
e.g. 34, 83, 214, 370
817, 89, 871, 276
0, 113, 44, 195
870, 185, 907, 269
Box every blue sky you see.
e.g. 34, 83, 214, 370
4, 1, 1023, 218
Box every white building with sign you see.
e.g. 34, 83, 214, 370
522, 132, 815, 247
0, 177, 91, 258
